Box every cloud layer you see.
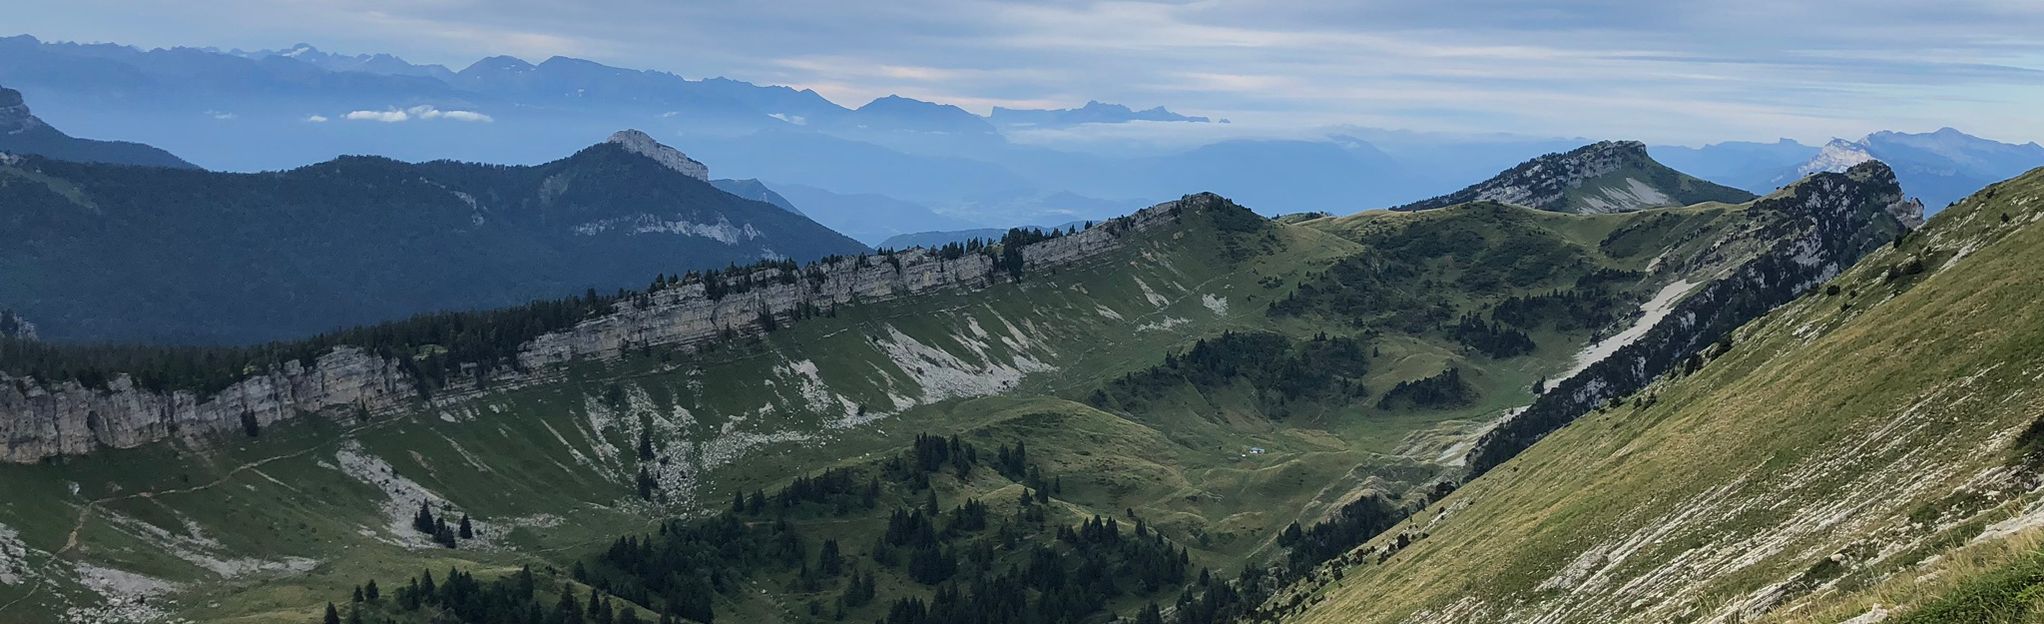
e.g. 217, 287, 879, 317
12, 0, 2044, 144
341, 105, 493, 123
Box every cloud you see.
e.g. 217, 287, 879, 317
206, 110, 237, 120
433, 110, 494, 122
342, 105, 493, 123
344, 109, 411, 122
304, 114, 330, 123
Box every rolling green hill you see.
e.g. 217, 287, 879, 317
1277, 167, 2044, 623
0, 151, 1910, 624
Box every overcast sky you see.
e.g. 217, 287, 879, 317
13, 0, 2044, 145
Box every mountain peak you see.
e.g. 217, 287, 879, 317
1765, 159, 1923, 229
604, 129, 708, 180
1395, 139, 1752, 213
464, 55, 535, 74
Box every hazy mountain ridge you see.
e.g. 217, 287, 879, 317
989, 100, 1211, 127
0, 84, 195, 168
0, 130, 866, 344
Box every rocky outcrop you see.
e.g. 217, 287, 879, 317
606, 129, 708, 181
0, 86, 41, 135
0, 195, 1197, 463
1396, 140, 1754, 213
1461, 162, 1913, 476
0, 310, 33, 340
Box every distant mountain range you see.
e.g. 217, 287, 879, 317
0, 84, 195, 168
709, 178, 803, 215
989, 100, 1212, 127
1652, 128, 2044, 214
4, 33, 2036, 235
0, 128, 865, 343
1397, 141, 1755, 213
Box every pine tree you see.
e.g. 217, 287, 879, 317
555, 585, 585, 624
323, 602, 341, 624
433, 518, 457, 548
637, 467, 657, 500
819, 539, 843, 576
364, 579, 380, 602
1135, 603, 1165, 624
458, 514, 474, 540
412, 500, 436, 534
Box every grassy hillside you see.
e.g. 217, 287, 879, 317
0, 189, 1849, 623
1279, 168, 2044, 623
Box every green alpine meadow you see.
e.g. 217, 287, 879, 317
3, 9, 2042, 624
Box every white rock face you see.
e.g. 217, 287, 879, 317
1791, 138, 1877, 180
1399, 140, 1673, 213
606, 129, 709, 181
0, 196, 1187, 463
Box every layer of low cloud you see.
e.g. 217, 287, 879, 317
342, 105, 493, 124
11, 0, 2044, 144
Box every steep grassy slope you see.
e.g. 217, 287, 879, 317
1279, 167, 2044, 624
0, 172, 1899, 623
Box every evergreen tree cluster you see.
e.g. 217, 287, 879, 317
1375, 368, 1475, 410
1272, 494, 1403, 573
1448, 314, 1535, 358
1487, 287, 1625, 333
579, 514, 788, 623
337, 429, 1216, 624
885, 433, 982, 483
1266, 254, 1444, 334
328, 566, 681, 624
410, 501, 475, 548
874, 514, 1193, 624
1096, 332, 1369, 419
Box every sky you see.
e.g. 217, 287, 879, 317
11, 0, 2044, 145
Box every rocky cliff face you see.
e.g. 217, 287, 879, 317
606, 129, 708, 181
0, 195, 1190, 463
1462, 162, 1915, 475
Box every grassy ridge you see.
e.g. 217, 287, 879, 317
1282, 169, 2044, 624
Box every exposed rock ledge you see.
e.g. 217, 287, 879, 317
0, 195, 1196, 463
